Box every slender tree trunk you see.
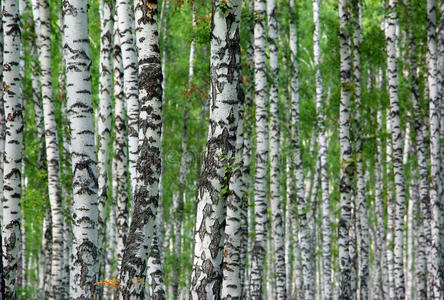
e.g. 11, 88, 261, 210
116, 0, 138, 196
406, 154, 418, 300
112, 7, 128, 276
250, 0, 268, 298
313, 0, 331, 297
385, 108, 397, 299
375, 99, 389, 298
104, 203, 116, 299
221, 69, 244, 300
0, 10, 4, 298
39, 208, 52, 298
266, 0, 285, 298
426, 1, 443, 297
97, 0, 113, 281
241, 13, 254, 296
119, 1, 163, 298
63, 0, 99, 297
385, 1, 406, 297
190, 1, 241, 298
59, 10, 72, 294
160, 0, 170, 267
36, 0, 65, 297
351, 2, 369, 298
1, 0, 23, 296
31, 0, 45, 168
338, 0, 354, 298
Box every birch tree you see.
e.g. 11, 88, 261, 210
426, 0, 443, 297
113, 10, 128, 274
63, 0, 98, 297
312, 0, 331, 297
116, 0, 138, 194
351, 1, 369, 298
250, 0, 268, 297
97, 0, 113, 275
119, 0, 163, 298
267, 0, 285, 298
385, 1, 407, 298
38, 0, 64, 297
190, 0, 241, 298
2, 0, 23, 297
338, 0, 354, 298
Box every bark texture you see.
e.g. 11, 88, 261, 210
250, 0, 268, 298
63, 0, 99, 297
338, 0, 354, 298
119, 1, 163, 298
1, 0, 23, 297
190, 0, 241, 298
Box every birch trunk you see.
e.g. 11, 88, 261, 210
313, 0, 331, 297
385, 1, 406, 297
97, 0, 113, 279
250, 0, 268, 297
30, 0, 45, 167
36, 0, 65, 297
119, 1, 163, 298
190, 1, 241, 298
385, 109, 397, 299
351, 2, 369, 298
39, 208, 52, 298
116, 0, 138, 195
0, 0, 4, 232
426, 1, 443, 297
406, 156, 418, 300
375, 104, 389, 298
113, 13, 128, 275
267, 0, 285, 298
338, 0, 354, 297
63, 0, 99, 296
1, 0, 23, 296
221, 70, 244, 300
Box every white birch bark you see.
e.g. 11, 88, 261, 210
406, 158, 418, 300
97, 0, 113, 277
104, 202, 116, 299
426, 1, 443, 297
385, 1, 406, 297
39, 208, 52, 298
159, 0, 170, 265
352, 2, 369, 298
30, 0, 45, 167
0, 0, 4, 230
313, 0, 331, 297
221, 72, 244, 299
1, 0, 23, 296
250, 0, 269, 298
190, 0, 241, 298
36, 0, 64, 297
112, 13, 128, 275
338, 0, 354, 297
63, 0, 99, 297
116, 0, 138, 195
119, 1, 163, 298
242, 14, 254, 296
375, 105, 389, 299
267, 0, 285, 298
